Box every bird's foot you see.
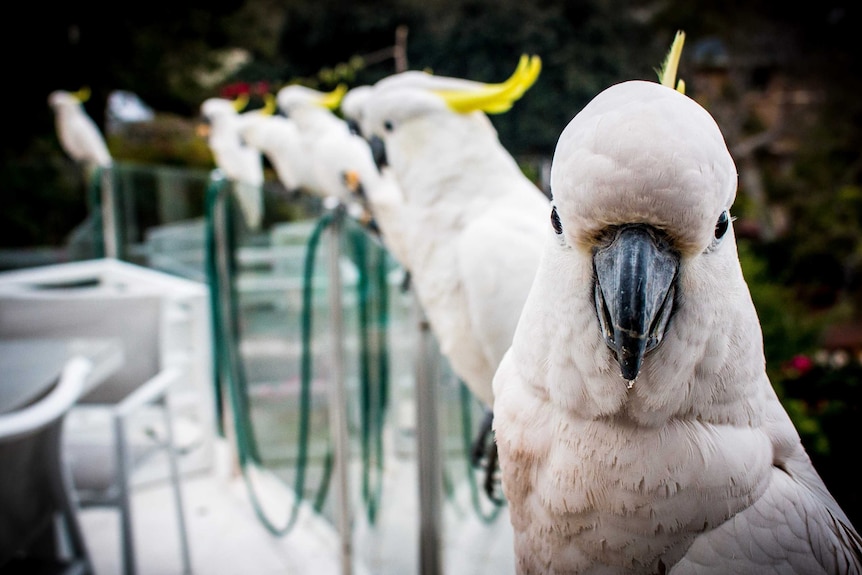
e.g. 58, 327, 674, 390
470, 410, 504, 504
399, 270, 412, 292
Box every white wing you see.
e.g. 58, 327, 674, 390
457, 200, 548, 376
239, 114, 309, 193
674, 392, 862, 574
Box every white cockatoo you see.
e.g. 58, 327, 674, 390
48, 88, 113, 175
274, 82, 391, 232
199, 94, 266, 229
339, 85, 411, 268
340, 84, 373, 138
356, 55, 548, 426
274, 84, 355, 202
235, 100, 312, 195
339, 64, 538, 275
492, 34, 862, 574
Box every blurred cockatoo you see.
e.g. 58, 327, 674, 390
199, 94, 265, 229
492, 32, 862, 574
339, 85, 411, 268
48, 87, 112, 177
354, 56, 549, 493
274, 84, 352, 201
273, 82, 385, 227
234, 93, 323, 202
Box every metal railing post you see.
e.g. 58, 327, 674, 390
326, 206, 353, 575
415, 299, 442, 575
101, 166, 119, 259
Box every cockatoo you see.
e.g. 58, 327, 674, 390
274, 84, 352, 201
339, 85, 411, 269
199, 94, 265, 229
340, 65, 533, 271
341, 84, 373, 138
492, 33, 862, 574
48, 88, 113, 176
274, 82, 385, 228
235, 99, 311, 195
356, 56, 549, 491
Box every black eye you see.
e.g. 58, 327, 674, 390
383, 120, 394, 132
714, 210, 729, 239
551, 206, 563, 234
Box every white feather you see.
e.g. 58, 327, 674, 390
237, 113, 310, 193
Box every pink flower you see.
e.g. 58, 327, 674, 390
785, 354, 814, 376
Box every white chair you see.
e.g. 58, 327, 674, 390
0, 355, 94, 574
0, 287, 192, 575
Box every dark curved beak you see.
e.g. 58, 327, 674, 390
368, 135, 388, 171
346, 118, 362, 137
593, 225, 679, 382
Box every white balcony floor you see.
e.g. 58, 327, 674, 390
77, 437, 516, 575
77, 440, 348, 575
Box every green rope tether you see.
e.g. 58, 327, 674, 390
289, 208, 337, 529
206, 177, 262, 463
204, 174, 335, 536
459, 382, 504, 523
203, 178, 227, 437
205, 176, 396, 534
345, 219, 390, 524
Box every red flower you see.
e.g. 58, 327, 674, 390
220, 82, 251, 99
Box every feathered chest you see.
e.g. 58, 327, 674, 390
501, 394, 773, 571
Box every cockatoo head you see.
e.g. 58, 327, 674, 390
341, 85, 373, 137
197, 95, 250, 139
199, 97, 241, 122
358, 54, 541, 171
372, 69, 493, 95
48, 88, 89, 113
549, 80, 737, 382
359, 87, 459, 170
275, 84, 347, 118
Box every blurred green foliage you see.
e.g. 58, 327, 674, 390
740, 236, 861, 525
781, 360, 862, 526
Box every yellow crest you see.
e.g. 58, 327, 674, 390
232, 93, 250, 112
261, 93, 277, 115
72, 86, 91, 103
433, 54, 542, 115
319, 83, 348, 110
657, 30, 686, 94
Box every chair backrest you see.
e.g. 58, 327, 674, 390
0, 356, 92, 568
0, 286, 162, 404
0, 355, 92, 441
